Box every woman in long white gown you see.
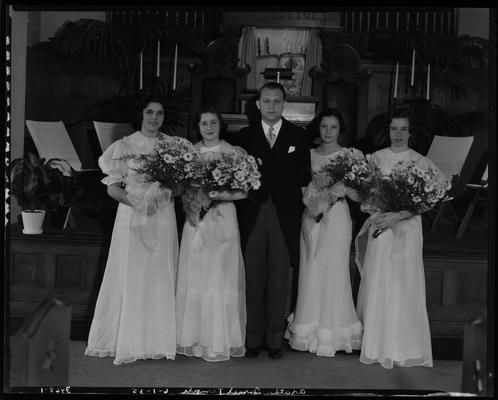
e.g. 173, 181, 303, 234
85, 96, 178, 365
176, 107, 247, 362
285, 108, 363, 356
355, 109, 446, 368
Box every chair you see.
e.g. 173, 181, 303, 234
10, 297, 71, 387
309, 44, 372, 148
93, 121, 134, 152
425, 135, 474, 232
188, 38, 250, 142
461, 318, 488, 395
456, 165, 488, 239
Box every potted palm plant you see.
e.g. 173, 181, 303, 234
10, 152, 74, 234
47, 16, 207, 134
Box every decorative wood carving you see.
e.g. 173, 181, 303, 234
188, 36, 251, 141
309, 41, 372, 147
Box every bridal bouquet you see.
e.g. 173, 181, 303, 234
374, 160, 451, 214
203, 152, 262, 194
123, 136, 202, 194
304, 148, 380, 222
363, 160, 451, 237
182, 152, 261, 226
318, 148, 379, 196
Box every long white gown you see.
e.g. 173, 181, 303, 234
84, 132, 178, 365
176, 141, 246, 362
285, 149, 363, 356
355, 147, 441, 369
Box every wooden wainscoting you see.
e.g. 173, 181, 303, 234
9, 224, 110, 340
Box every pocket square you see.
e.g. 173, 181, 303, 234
288, 146, 295, 153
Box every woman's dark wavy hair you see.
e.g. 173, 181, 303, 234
192, 105, 228, 134
388, 107, 413, 127
131, 94, 167, 131
315, 107, 347, 136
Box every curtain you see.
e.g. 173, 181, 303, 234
301, 28, 322, 96
239, 27, 258, 90
256, 28, 310, 55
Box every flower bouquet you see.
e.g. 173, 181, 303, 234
182, 152, 261, 226
318, 148, 379, 197
123, 136, 201, 194
304, 148, 380, 222
364, 160, 451, 237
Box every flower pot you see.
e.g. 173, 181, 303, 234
21, 210, 46, 234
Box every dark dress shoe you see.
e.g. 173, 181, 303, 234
245, 346, 262, 358
268, 347, 284, 359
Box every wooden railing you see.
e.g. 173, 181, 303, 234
341, 8, 457, 35
107, 9, 222, 32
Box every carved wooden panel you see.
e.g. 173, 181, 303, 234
11, 253, 44, 287
55, 255, 84, 289
424, 270, 443, 306
458, 273, 487, 307
9, 227, 110, 340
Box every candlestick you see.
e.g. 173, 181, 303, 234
410, 49, 415, 86
172, 44, 178, 91
156, 40, 161, 77
394, 62, 399, 98
139, 52, 143, 90
426, 63, 431, 100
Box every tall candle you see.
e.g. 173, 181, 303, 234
393, 62, 399, 98
172, 44, 178, 91
410, 49, 416, 86
277, 71, 280, 83
426, 63, 431, 100
156, 40, 161, 77
139, 52, 143, 90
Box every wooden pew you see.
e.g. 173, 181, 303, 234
9, 297, 71, 387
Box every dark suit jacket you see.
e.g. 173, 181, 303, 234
232, 118, 311, 268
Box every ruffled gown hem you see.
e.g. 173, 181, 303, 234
84, 347, 176, 365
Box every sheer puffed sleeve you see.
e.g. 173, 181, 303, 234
98, 138, 131, 186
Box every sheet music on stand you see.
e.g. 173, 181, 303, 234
26, 120, 98, 176
93, 121, 134, 152
426, 135, 474, 181
26, 120, 100, 229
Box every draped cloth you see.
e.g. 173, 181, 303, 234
301, 28, 322, 96
126, 176, 172, 250
239, 27, 258, 90
240, 27, 320, 94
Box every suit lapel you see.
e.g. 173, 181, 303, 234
254, 123, 271, 154
272, 119, 289, 154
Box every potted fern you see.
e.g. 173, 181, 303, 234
10, 152, 74, 234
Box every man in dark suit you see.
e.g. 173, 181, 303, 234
234, 82, 311, 359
